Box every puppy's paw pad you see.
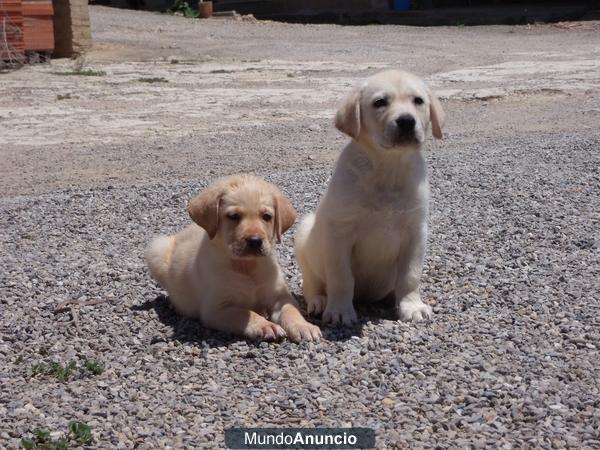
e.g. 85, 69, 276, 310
397, 301, 432, 322
285, 321, 322, 343
306, 295, 326, 316
322, 304, 358, 326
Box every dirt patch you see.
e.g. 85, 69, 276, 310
1, 6, 599, 196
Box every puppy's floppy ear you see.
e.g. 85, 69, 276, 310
335, 87, 361, 139
272, 189, 296, 243
188, 185, 223, 239
429, 90, 445, 139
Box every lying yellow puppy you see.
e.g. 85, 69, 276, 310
146, 175, 321, 342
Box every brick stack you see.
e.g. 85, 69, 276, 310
1, 0, 92, 61
0, 0, 24, 60
23, 0, 54, 53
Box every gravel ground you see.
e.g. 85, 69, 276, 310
1, 130, 598, 448
1, 5, 600, 449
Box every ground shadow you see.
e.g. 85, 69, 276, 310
294, 292, 398, 342
132, 294, 242, 348
133, 292, 399, 346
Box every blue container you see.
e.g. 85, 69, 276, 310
393, 0, 412, 11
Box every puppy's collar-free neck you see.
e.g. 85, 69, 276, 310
347, 139, 425, 191
230, 258, 258, 275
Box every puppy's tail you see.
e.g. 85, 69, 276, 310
145, 235, 175, 288
294, 213, 316, 257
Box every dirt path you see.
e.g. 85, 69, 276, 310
1, 7, 599, 196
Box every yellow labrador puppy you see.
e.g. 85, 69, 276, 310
295, 70, 445, 326
146, 175, 321, 342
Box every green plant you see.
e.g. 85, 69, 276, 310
31, 358, 104, 381
84, 360, 104, 375
31, 361, 76, 382
49, 362, 76, 382
209, 69, 234, 74
20, 422, 93, 449
69, 422, 93, 445
167, 0, 198, 18
31, 363, 47, 377
138, 77, 169, 83
20, 428, 68, 450
51, 69, 106, 77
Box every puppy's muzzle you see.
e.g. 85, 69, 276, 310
394, 114, 418, 143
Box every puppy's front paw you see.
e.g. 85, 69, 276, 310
283, 320, 322, 343
306, 295, 326, 316
397, 295, 432, 322
322, 303, 357, 326
246, 321, 287, 341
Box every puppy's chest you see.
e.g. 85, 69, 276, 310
351, 196, 425, 261
354, 210, 411, 255
359, 182, 425, 212
355, 192, 425, 232
226, 269, 277, 309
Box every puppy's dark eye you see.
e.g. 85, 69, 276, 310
262, 213, 273, 222
227, 212, 241, 221
414, 96, 424, 105
372, 98, 388, 108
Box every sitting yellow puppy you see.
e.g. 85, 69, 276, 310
146, 175, 321, 342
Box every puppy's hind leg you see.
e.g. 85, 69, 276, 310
322, 246, 358, 326
145, 235, 175, 288
300, 265, 327, 316
294, 213, 326, 316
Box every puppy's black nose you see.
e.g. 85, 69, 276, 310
395, 114, 416, 132
246, 236, 263, 250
